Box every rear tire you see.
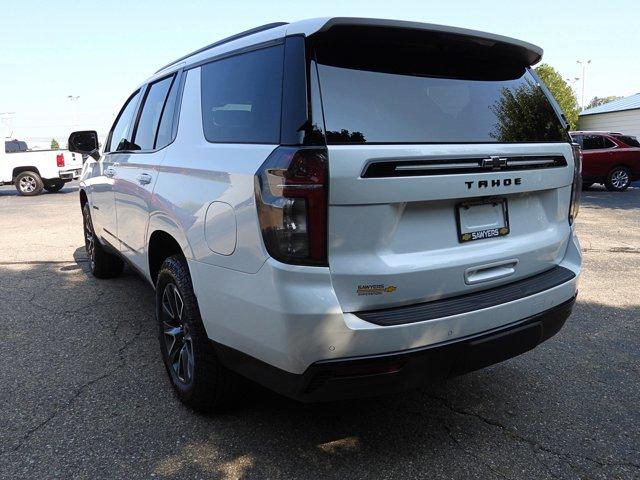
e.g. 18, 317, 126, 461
15, 171, 44, 196
44, 180, 65, 193
605, 167, 631, 191
156, 255, 239, 412
82, 203, 124, 278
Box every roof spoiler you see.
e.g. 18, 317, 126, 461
311, 17, 543, 66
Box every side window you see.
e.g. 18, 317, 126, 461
602, 137, 616, 148
571, 135, 583, 147
133, 75, 175, 151
155, 75, 181, 150
200, 45, 284, 143
107, 90, 141, 153
582, 135, 605, 150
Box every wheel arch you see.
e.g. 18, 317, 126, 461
13, 166, 41, 179
608, 163, 633, 173
79, 189, 88, 209
147, 225, 193, 286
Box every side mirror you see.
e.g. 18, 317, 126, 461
68, 130, 100, 160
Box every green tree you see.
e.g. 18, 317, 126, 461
586, 95, 622, 110
51, 138, 59, 150
490, 79, 568, 142
534, 63, 580, 129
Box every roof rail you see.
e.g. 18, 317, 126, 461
155, 22, 289, 73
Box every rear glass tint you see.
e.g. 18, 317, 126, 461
201, 45, 283, 144
313, 34, 568, 144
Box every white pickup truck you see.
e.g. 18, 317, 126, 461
1, 139, 83, 195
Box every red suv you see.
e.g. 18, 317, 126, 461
570, 131, 640, 191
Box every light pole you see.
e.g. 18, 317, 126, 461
576, 60, 591, 109
67, 95, 80, 127
0, 112, 16, 137
566, 77, 580, 96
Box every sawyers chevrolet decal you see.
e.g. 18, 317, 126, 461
357, 284, 397, 296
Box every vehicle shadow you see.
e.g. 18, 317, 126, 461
0, 182, 78, 197
2, 249, 638, 479
580, 183, 640, 211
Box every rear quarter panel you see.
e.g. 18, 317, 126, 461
149, 67, 271, 275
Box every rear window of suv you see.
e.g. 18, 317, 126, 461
312, 32, 569, 145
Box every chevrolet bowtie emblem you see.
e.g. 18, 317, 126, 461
481, 156, 508, 170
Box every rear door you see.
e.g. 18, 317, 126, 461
580, 135, 614, 177
113, 72, 181, 272
310, 29, 575, 313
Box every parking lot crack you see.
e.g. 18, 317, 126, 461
440, 419, 518, 480
6, 364, 122, 455
425, 394, 640, 473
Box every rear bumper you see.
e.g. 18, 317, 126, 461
214, 296, 575, 402
59, 169, 81, 181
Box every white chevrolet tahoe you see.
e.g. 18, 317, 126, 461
1, 139, 83, 195
69, 18, 582, 412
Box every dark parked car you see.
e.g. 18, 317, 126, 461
570, 131, 640, 191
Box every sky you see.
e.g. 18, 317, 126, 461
1, 0, 639, 146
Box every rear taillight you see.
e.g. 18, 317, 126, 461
255, 147, 328, 266
569, 143, 582, 225
56, 153, 65, 167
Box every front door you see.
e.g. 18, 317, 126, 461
91, 89, 142, 248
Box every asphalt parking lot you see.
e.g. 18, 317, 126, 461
1, 181, 639, 480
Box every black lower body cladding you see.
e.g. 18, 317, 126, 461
212, 297, 576, 403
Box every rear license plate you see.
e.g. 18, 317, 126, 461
456, 198, 509, 243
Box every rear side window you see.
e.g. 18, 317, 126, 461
613, 135, 640, 147
312, 33, 569, 144
5, 140, 27, 153
582, 135, 606, 150
200, 45, 283, 144
108, 90, 141, 152
155, 76, 181, 150
133, 75, 175, 150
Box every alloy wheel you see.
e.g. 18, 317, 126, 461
611, 169, 630, 189
161, 283, 194, 385
19, 175, 37, 193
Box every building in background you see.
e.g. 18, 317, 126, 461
578, 93, 640, 137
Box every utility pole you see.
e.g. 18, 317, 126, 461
576, 60, 591, 110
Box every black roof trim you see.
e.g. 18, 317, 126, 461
155, 22, 288, 73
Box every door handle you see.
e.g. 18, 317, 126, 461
104, 166, 116, 178
137, 173, 153, 185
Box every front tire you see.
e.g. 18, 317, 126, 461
82, 203, 124, 278
156, 255, 238, 412
605, 167, 631, 191
15, 171, 44, 196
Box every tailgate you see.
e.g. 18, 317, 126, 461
327, 143, 574, 312
59, 150, 83, 171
